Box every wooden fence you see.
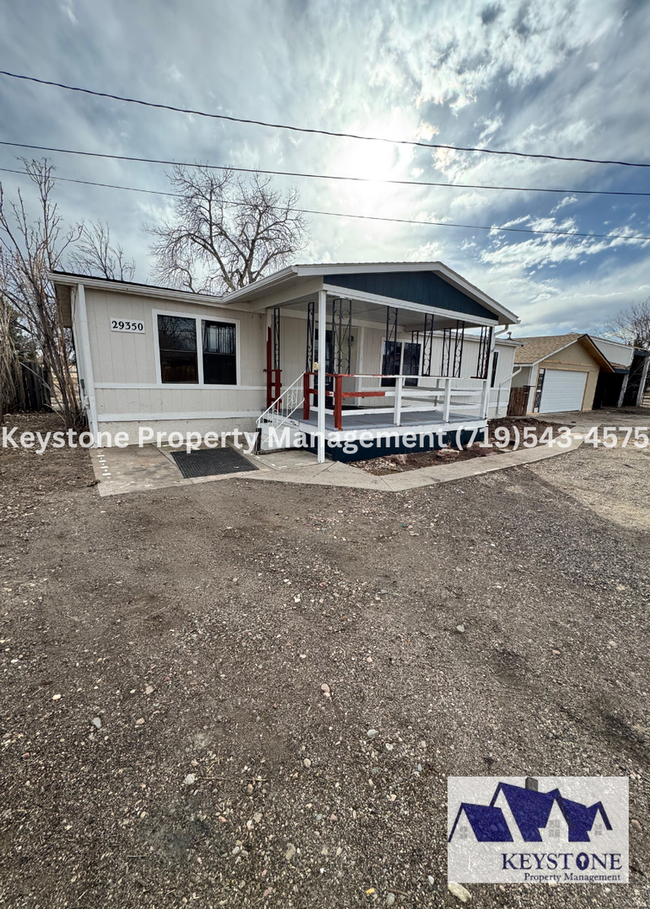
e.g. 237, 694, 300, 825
507, 385, 532, 416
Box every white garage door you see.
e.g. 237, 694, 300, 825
539, 369, 588, 413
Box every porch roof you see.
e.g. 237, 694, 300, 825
221, 261, 519, 327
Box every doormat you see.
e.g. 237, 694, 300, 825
171, 447, 258, 479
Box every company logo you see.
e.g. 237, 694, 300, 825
448, 777, 629, 884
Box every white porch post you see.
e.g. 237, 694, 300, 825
480, 379, 491, 420
317, 289, 327, 463
394, 375, 403, 426
443, 377, 452, 422
480, 326, 497, 419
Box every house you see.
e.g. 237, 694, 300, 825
449, 780, 612, 844
620, 346, 650, 407
509, 334, 616, 415
590, 336, 650, 409
52, 261, 520, 463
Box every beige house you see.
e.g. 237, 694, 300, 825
53, 262, 521, 462
510, 334, 615, 415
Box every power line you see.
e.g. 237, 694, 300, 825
302, 208, 650, 242
0, 165, 178, 197
1, 138, 650, 199
1, 69, 649, 170
2, 163, 649, 243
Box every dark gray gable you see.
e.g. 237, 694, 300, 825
323, 270, 495, 320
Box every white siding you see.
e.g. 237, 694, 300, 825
85, 288, 267, 443
277, 313, 308, 385
512, 365, 534, 387
590, 337, 634, 368
83, 286, 518, 442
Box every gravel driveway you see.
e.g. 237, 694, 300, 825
1, 413, 648, 908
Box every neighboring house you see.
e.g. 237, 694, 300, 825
622, 347, 650, 407
590, 336, 650, 409
509, 334, 617, 415
52, 262, 520, 461
449, 781, 612, 844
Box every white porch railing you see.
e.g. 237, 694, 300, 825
257, 372, 305, 431
258, 372, 491, 437
353, 375, 490, 425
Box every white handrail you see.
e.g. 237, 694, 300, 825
257, 372, 305, 430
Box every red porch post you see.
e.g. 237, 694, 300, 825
265, 327, 273, 407
334, 374, 343, 431
303, 372, 311, 420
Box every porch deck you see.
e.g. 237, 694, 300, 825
258, 369, 490, 459
259, 402, 488, 460
298, 407, 482, 433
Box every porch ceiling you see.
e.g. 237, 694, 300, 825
276, 294, 496, 331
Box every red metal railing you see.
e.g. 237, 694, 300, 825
303, 371, 387, 431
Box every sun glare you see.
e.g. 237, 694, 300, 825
333, 138, 399, 182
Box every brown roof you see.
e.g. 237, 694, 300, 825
514, 334, 581, 364
513, 333, 615, 371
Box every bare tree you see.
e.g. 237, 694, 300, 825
69, 220, 135, 281
0, 256, 25, 420
0, 159, 83, 428
606, 298, 650, 349
147, 166, 308, 294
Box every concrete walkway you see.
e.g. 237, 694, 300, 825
246, 435, 584, 491
90, 434, 584, 497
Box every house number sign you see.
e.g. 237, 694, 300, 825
110, 319, 145, 333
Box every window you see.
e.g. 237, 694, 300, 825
403, 342, 421, 387
548, 819, 562, 839
490, 351, 499, 388
158, 315, 198, 384
381, 340, 401, 387
382, 340, 421, 387
203, 320, 237, 385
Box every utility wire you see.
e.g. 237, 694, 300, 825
2, 164, 649, 243
1, 69, 649, 169
1, 139, 650, 198
0, 165, 178, 197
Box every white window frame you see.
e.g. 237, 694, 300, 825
381, 336, 423, 382
153, 308, 241, 388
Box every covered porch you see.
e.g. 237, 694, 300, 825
223, 263, 519, 462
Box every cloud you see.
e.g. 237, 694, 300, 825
0, 0, 648, 336
551, 194, 578, 214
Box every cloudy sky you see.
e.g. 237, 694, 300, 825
1, 0, 650, 334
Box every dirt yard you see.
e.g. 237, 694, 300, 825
1, 413, 649, 908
